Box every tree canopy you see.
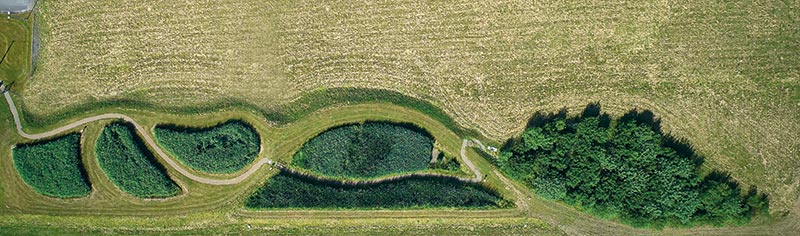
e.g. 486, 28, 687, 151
498, 105, 768, 227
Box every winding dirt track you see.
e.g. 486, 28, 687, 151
3, 84, 273, 185
2, 83, 482, 186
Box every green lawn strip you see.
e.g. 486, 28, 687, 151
246, 172, 509, 209
0, 214, 563, 236
0, 18, 31, 86
15, 88, 489, 142
154, 120, 260, 174
12, 133, 91, 198
95, 122, 179, 198
498, 105, 770, 228
291, 121, 433, 179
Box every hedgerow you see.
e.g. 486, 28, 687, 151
95, 122, 179, 198
154, 120, 260, 173
292, 122, 434, 178
246, 172, 507, 209
12, 134, 91, 198
498, 105, 769, 227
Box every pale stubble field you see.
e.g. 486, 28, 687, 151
19, 0, 800, 213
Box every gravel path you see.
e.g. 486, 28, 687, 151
3, 83, 272, 185
2, 83, 482, 186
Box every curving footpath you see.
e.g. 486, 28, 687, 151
3, 84, 273, 185
2, 83, 483, 186
469, 138, 529, 208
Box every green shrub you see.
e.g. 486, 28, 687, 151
246, 172, 506, 209
292, 122, 434, 178
12, 134, 91, 198
499, 105, 769, 227
95, 122, 180, 198
430, 153, 462, 173
154, 120, 260, 173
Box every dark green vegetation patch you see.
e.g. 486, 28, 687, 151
12, 134, 91, 198
498, 104, 769, 227
96, 122, 179, 198
292, 122, 434, 178
246, 172, 507, 209
154, 120, 260, 173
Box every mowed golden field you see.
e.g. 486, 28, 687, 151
19, 0, 800, 213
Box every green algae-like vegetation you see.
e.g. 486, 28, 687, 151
12, 134, 92, 198
292, 122, 434, 179
96, 122, 180, 198
154, 120, 260, 174
246, 172, 508, 209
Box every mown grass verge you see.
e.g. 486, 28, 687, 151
95, 122, 179, 198
154, 120, 260, 174
246, 172, 509, 209
292, 121, 433, 179
12, 133, 91, 198
17, 88, 485, 140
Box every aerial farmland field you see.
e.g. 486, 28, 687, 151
0, 0, 798, 235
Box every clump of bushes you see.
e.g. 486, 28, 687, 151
95, 122, 179, 198
498, 104, 769, 227
292, 122, 434, 178
246, 172, 507, 209
430, 152, 462, 173
154, 120, 260, 173
13, 134, 91, 198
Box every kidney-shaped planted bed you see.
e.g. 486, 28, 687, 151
154, 120, 260, 174
246, 121, 510, 210
96, 122, 180, 198
291, 121, 434, 178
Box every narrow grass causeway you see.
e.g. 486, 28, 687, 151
12, 133, 91, 198
292, 121, 434, 179
154, 120, 260, 174
246, 172, 508, 209
95, 122, 180, 198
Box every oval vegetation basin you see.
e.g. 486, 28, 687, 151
292, 121, 434, 179
96, 122, 180, 198
246, 172, 507, 209
12, 134, 92, 198
154, 120, 260, 174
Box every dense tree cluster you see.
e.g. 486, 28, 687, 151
13, 134, 92, 198
246, 173, 506, 209
96, 122, 180, 198
155, 121, 260, 174
293, 122, 434, 178
498, 106, 768, 227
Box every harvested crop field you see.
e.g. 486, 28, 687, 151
18, 0, 800, 213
